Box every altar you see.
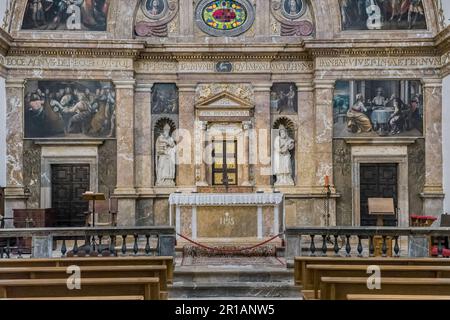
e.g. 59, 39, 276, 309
168, 193, 284, 241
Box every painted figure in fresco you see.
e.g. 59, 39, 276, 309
274, 125, 295, 186
155, 124, 176, 186
146, 0, 164, 16
408, 0, 424, 29
152, 85, 178, 114
406, 95, 423, 133
23, 0, 109, 30
284, 0, 301, 15
371, 87, 389, 108
346, 93, 373, 134
280, 85, 296, 113
388, 98, 407, 135
271, 91, 281, 113
389, 0, 405, 22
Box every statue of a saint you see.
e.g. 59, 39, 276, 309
274, 125, 295, 186
155, 123, 176, 186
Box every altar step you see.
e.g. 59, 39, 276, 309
169, 267, 302, 300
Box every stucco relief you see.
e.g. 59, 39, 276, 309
134, 0, 179, 37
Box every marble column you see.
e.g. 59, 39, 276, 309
241, 121, 252, 186
422, 79, 444, 221
177, 84, 196, 189
254, 84, 272, 190
4, 79, 27, 226
135, 83, 153, 193
313, 79, 335, 191
297, 82, 316, 190
114, 80, 137, 226
196, 121, 208, 187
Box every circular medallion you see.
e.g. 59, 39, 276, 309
281, 0, 307, 20
142, 0, 169, 20
195, 0, 255, 37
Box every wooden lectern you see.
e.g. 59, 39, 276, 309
82, 192, 106, 227
368, 198, 395, 256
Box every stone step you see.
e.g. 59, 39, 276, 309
169, 281, 301, 299
174, 267, 293, 283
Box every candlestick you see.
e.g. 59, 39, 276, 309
324, 175, 329, 187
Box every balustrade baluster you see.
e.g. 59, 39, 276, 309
382, 236, 388, 257
369, 236, 375, 257
333, 235, 340, 256
394, 236, 400, 257
357, 236, 363, 257
345, 235, 351, 257
5, 239, 10, 258
73, 239, 78, 255
109, 236, 116, 256
321, 235, 327, 256
84, 238, 91, 255
122, 235, 127, 254
133, 234, 139, 255
145, 235, 151, 255
0, 247, 4, 258
438, 238, 444, 258
61, 239, 67, 257
98, 235, 103, 254
309, 235, 316, 256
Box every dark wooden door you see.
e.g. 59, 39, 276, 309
51, 164, 90, 227
360, 163, 398, 226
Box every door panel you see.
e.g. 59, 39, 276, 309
360, 163, 398, 226
51, 164, 90, 227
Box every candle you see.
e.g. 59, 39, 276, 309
324, 175, 329, 187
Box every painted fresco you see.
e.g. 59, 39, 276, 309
333, 80, 423, 137
340, 0, 427, 30
271, 83, 298, 114
24, 80, 115, 138
152, 84, 179, 114
22, 0, 109, 31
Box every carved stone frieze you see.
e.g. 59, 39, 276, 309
196, 83, 254, 105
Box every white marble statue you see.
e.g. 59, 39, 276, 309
156, 123, 176, 186
273, 125, 295, 186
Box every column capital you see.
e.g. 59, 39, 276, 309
313, 79, 335, 89
242, 120, 253, 131
253, 83, 272, 92
422, 78, 442, 88
135, 82, 154, 92
296, 82, 314, 92
114, 80, 136, 89
177, 83, 197, 92
5, 78, 25, 88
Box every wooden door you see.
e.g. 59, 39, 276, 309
51, 164, 90, 227
360, 163, 398, 226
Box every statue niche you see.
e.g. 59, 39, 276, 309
273, 119, 296, 186
154, 119, 177, 187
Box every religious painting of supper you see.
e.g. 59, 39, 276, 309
340, 0, 427, 31
333, 80, 423, 138
24, 80, 116, 138
22, 0, 110, 31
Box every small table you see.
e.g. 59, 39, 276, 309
82, 192, 106, 228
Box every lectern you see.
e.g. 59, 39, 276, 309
368, 198, 395, 257
82, 192, 106, 227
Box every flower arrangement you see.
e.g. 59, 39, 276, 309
410, 215, 437, 227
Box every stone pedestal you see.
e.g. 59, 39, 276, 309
408, 235, 430, 257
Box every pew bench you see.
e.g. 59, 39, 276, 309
0, 277, 160, 300
308, 264, 450, 299
0, 256, 174, 284
295, 257, 450, 289
346, 294, 450, 300
0, 265, 169, 300
3, 296, 145, 300
320, 277, 450, 300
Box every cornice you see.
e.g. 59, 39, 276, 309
0, 28, 12, 56
436, 25, 450, 54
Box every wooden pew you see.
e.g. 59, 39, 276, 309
320, 277, 450, 300
295, 256, 450, 289
347, 294, 450, 300
3, 296, 145, 300
308, 264, 450, 299
0, 256, 174, 284
0, 265, 168, 300
0, 278, 160, 300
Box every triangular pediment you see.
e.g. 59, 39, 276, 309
197, 92, 253, 109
